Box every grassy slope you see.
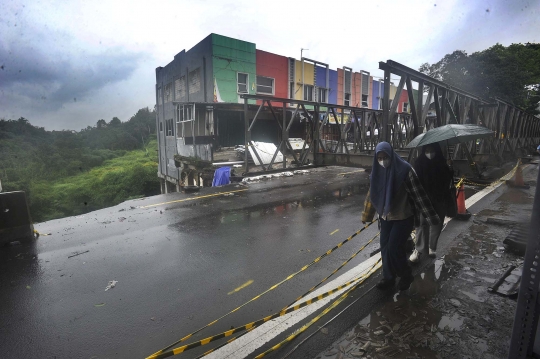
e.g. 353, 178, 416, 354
30, 140, 160, 222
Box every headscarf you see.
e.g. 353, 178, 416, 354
370, 142, 412, 217
414, 142, 451, 201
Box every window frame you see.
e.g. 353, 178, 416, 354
361, 94, 368, 108
237, 72, 249, 94
165, 83, 172, 103
256, 75, 275, 95
165, 119, 174, 137
344, 93, 351, 107
402, 102, 409, 112
303, 84, 314, 102
318, 88, 327, 103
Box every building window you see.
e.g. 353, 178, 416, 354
175, 76, 186, 100
256, 76, 274, 95
403, 102, 409, 112
237, 73, 248, 94
165, 83, 172, 103
165, 119, 174, 137
344, 93, 351, 106
189, 68, 201, 94
362, 94, 368, 108
157, 87, 162, 104
379, 97, 383, 110
159, 122, 163, 132
290, 82, 294, 98
318, 88, 327, 103
304, 85, 313, 101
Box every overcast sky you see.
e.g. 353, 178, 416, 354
1, 0, 538, 131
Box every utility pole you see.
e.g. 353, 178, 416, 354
301, 48, 308, 101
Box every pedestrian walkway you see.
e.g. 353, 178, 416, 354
316, 163, 538, 359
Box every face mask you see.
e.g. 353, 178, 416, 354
425, 152, 435, 160
378, 159, 391, 168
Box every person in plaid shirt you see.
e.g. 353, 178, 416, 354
362, 142, 440, 290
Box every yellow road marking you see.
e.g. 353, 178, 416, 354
337, 169, 364, 176
140, 189, 248, 209
329, 229, 339, 236
228, 280, 254, 295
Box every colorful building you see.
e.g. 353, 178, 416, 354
155, 33, 411, 191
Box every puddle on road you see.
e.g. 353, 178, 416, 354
438, 312, 465, 331
170, 184, 367, 229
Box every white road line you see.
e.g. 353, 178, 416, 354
206, 255, 381, 359
209, 165, 522, 359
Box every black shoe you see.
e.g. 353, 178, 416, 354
398, 275, 414, 291
376, 278, 395, 290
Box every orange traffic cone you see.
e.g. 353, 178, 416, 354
506, 162, 530, 189
455, 184, 471, 220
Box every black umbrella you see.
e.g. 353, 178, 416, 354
405, 124, 495, 149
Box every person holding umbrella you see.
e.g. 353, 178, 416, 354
362, 142, 440, 290
409, 143, 453, 262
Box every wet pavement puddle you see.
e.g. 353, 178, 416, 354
169, 184, 367, 230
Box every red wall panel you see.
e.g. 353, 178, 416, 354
256, 50, 288, 106
398, 89, 408, 112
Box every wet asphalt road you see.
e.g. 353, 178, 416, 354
0, 167, 382, 359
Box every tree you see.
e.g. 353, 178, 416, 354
419, 43, 540, 114
109, 117, 121, 126
96, 119, 107, 129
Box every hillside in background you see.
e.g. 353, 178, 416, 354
0, 107, 160, 222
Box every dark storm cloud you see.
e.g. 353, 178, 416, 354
0, 17, 146, 112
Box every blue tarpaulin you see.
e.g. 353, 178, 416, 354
212, 167, 231, 187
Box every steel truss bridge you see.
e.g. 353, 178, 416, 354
241, 60, 540, 178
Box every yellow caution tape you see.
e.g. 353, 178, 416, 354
140, 189, 248, 209
253, 259, 382, 359
454, 159, 521, 188
194, 233, 381, 359
147, 221, 377, 358
461, 159, 521, 187
147, 258, 381, 359
281, 232, 380, 312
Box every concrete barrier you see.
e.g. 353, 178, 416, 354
0, 191, 34, 245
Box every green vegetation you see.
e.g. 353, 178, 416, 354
0, 107, 160, 222
419, 43, 540, 114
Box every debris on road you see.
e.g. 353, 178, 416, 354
241, 170, 310, 184
68, 250, 90, 258
104, 280, 118, 291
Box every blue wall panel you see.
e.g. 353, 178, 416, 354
315, 66, 327, 88
328, 69, 338, 104
372, 80, 384, 109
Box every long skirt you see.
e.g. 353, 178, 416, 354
380, 216, 414, 280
